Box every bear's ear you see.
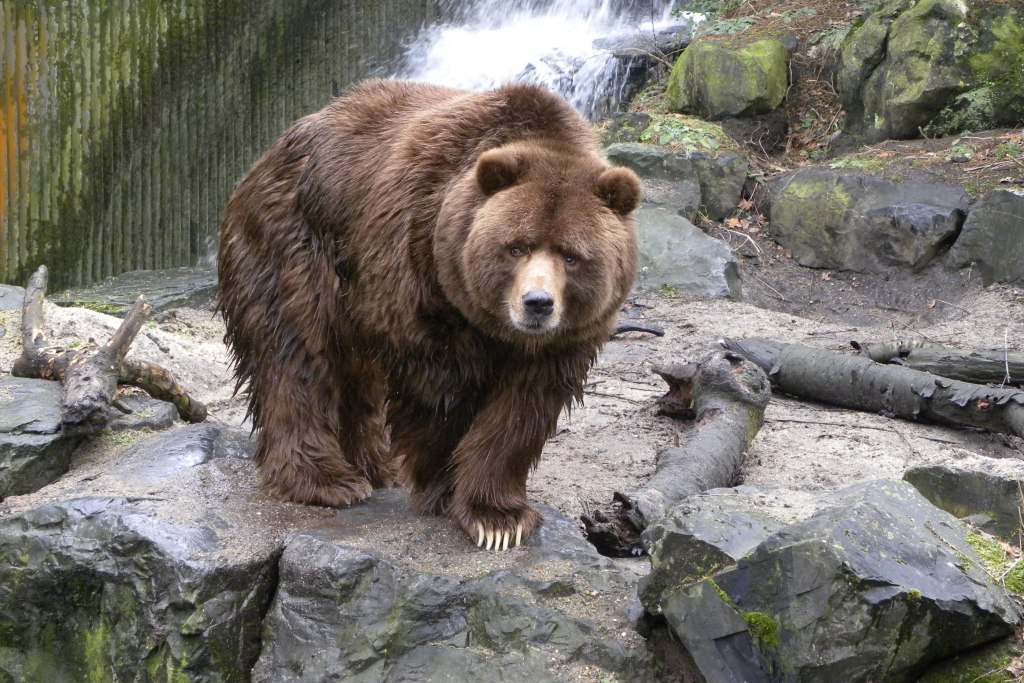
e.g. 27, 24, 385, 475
476, 149, 525, 196
597, 167, 641, 215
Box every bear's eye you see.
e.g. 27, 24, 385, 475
564, 254, 578, 266
509, 246, 526, 257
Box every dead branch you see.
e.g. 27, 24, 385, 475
582, 351, 771, 557
10, 265, 207, 430
851, 339, 1024, 387
722, 337, 1024, 437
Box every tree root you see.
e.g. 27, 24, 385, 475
10, 265, 207, 432
581, 351, 771, 557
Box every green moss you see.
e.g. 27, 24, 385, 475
83, 620, 109, 683
965, 531, 1024, 594
707, 580, 779, 651
66, 300, 127, 316
145, 643, 191, 683
741, 611, 779, 649
658, 284, 680, 298
969, 12, 1024, 120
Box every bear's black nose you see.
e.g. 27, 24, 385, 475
522, 290, 555, 318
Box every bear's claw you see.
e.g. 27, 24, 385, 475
475, 522, 524, 551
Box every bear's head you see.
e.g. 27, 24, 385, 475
435, 141, 641, 348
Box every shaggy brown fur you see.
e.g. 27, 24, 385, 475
218, 80, 640, 548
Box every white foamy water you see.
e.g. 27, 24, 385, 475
398, 0, 696, 118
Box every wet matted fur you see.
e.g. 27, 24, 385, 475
217, 79, 640, 548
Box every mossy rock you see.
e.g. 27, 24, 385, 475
838, 0, 1024, 141
667, 38, 789, 120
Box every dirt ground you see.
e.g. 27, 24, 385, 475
3, 248, 1020, 534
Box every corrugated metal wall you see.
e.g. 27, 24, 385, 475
0, 0, 450, 289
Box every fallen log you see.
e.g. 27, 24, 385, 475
851, 339, 1024, 387
582, 351, 770, 557
722, 337, 1024, 438
10, 265, 207, 431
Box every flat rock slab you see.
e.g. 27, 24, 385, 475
53, 266, 217, 316
649, 479, 1020, 682
905, 455, 1024, 541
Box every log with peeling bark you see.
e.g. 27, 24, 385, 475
722, 337, 1024, 438
10, 265, 207, 431
581, 351, 771, 557
851, 339, 1024, 387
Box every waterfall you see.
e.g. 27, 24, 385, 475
397, 0, 697, 119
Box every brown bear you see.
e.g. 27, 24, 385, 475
218, 79, 640, 550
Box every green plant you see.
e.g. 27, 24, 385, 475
944, 141, 976, 162
698, 15, 757, 35
782, 7, 817, 23
639, 114, 731, 150
812, 25, 853, 51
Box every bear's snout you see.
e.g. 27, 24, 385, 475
522, 290, 555, 319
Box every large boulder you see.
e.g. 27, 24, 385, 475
253, 491, 661, 682
0, 423, 289, 681
667, 38, 789, 120
0, 421, 665, 682
767, 169, 968, 272
635, 207, 741, 299
606, 142, 748, 220
950, 189, 1024, 286
837, 0, 1024, 141
645, 480, 1020, 682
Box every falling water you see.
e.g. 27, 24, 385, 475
398, 0, 697, 119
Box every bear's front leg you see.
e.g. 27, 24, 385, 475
447, 385, 566, 551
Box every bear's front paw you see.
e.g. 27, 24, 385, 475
450, 501, 543, 551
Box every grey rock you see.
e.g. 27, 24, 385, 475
640, 178, 702, 222
0, 422, 290, 682
0, 377, 84, 499
767, 169, 968, 272
905, 456, 1024, 541
655, 479, 1020, 682
0, 376, 187, 500
837, 0, 1024, 142
635, 207, 741, 299
53, 266, 217, 316
640, 486, 786, 611
950, 190, 1024, 286
254, 490, 659, 682
0, 285, 25, 310
606, 142, 748, 220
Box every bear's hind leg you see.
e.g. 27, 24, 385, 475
339, 362, 399, 489
254, 356, 373, 508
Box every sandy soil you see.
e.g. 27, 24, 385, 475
2, 255, 1020, 533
